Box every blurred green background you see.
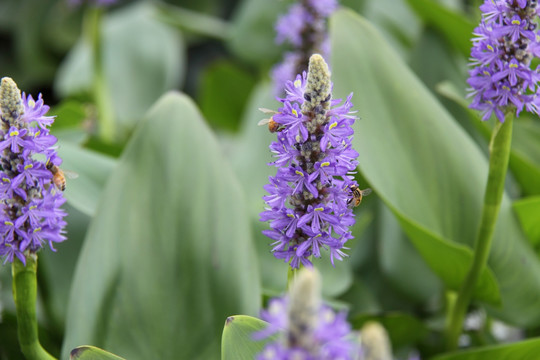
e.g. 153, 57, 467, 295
1, 0, 540, 359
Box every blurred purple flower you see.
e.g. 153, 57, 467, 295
260, 54, 359, 269
254, 268, 360, 359
468, 0, 540, 121
272, 0, 339, 95
0, 78, 67, 264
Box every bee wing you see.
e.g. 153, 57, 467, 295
257, 118, 271, 126
361, 188, 372, 196
63, 170, 80, 179
258, 107, 277, 114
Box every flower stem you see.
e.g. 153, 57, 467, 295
85, 7, 116, 143
445, 114, 513, 350
12, 254, 56, 360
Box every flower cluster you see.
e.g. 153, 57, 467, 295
272, 0, 338, 95
254, 268, 360, 359
468, 0, 540, 121
0, 78, 67, 264
260, 54, 359, 269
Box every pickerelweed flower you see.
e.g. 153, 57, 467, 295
468, 0, 540, 121
260, 54, 360, 269
254, 268, 361, 359
272, 0, 338, 95
0, 78, 67, 265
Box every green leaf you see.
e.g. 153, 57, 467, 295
431, 338, 540, 360
221, 315, 273, 360
55, 2, 185, 132
61, 92, 261, 360
405, 0, 475, 56
57, 141, 116, 217
378, 203, 443, 304
227, 0, 288, 66
437, 82, 540, 196
513, 196, 540, 247
70, 345, 125, 360
155, 3, 231, 40
199, 60, 257, 132
331, 9, 540, 326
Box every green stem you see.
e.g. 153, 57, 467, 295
445, 114, 514, 350
85, 7, 116, 143
12, 254, 56, 360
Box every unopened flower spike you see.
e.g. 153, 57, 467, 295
272, 0, 338, 95
468, 0, 540, 121
0, 77, 67, 265
254, 268, 361, 359
260, 54, 366, 269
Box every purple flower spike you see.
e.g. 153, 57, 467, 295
468, 0, 540, 122
0, 77, 67, 264
254, 268, 361, 359
260, 54, 361, 269
272, 0, 339, 95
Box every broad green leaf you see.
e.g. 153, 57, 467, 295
431, 338, 540, 360
437, 81, 540, 196
199, 60, 257, 132
227, 0, 287, 66
513, 196, 540, 247
57, 141, 116, 217
61, 92, 261, 360
55, 2, 184, 132
379, 203, 442, 304
406, 0, 475, 56
156, 3, 231, 40
71, 345, 125, 360
221, 315, 273, 360
331, 9, 540, 326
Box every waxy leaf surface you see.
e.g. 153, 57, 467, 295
62, 92, 261, 359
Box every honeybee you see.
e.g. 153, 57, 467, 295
347, 185, 372, 208
258, 108, 284, 133
46, 162, 78, 191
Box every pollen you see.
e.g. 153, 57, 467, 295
320, 162, 330, 167
329, 121, 338, 130
510, 63, 518, 68
4, 221, 13, 226
9, 130, 19, 137
314, 207, 324, 211
512, 19, 521, 25
295, 170, 304, 176
487, 44, 494, 52
24, 164, 33, 170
